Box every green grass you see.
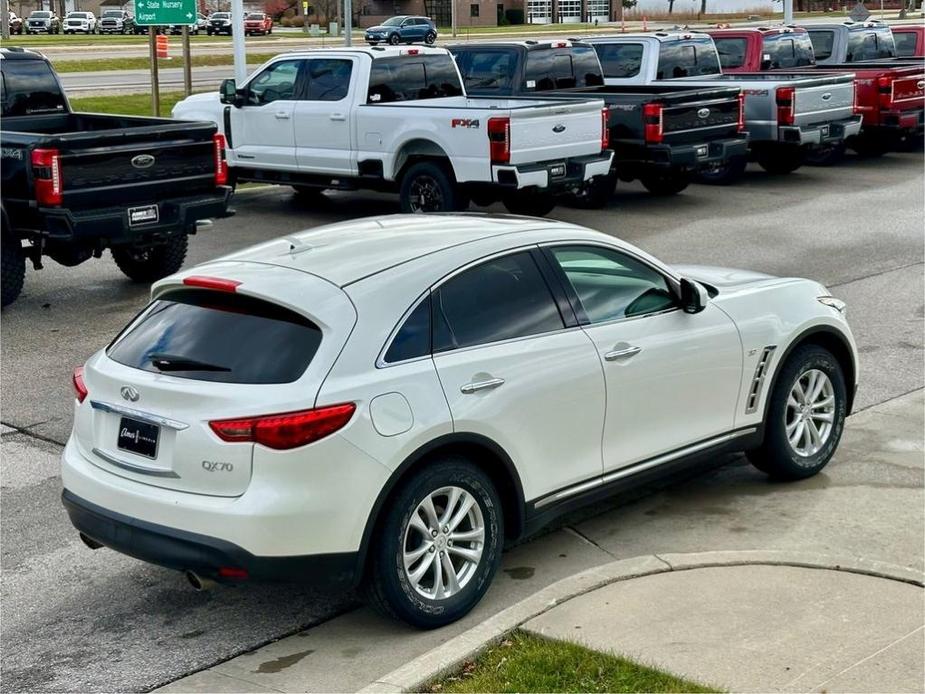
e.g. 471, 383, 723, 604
70, 90, 196, 116
52, 52, 276, 72
427, 630, 721, 694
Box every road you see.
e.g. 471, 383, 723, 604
61, 64, 240, 93
1, 152, 923, 692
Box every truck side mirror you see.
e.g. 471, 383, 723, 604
220, 79, 238, 105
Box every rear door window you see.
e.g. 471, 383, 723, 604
893, 31, 918, 57
656, 38, 721, 79
808, 30, 835, 60
367, 55, 463, 103
593, 42, 644, 78
107, 289, 322, 384
713, 37, 747, 69
304, 58, 353, 101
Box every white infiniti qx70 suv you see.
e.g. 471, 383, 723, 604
62, 215, 857, 627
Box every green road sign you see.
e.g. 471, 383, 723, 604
135, 0, 198, 25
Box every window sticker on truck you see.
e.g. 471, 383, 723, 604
451, 118, 481, 128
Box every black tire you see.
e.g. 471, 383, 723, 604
747, 344, 847, 481
567, 170, 616, 209
639, 170, 690, 196
364, 457, 503, 628
755, 149, 803, 175
292, 185, 327, 203
111, 234, 188, 283
399, 161, 464, 213
424, 31, 436, 44
694, 156, 747, 185
1, 232, 26, 308
899, 133, 924, 153
804, 142, 847, 167
502, 190, 557, 216
849, 133, 890, 158
388, 32, 400, 45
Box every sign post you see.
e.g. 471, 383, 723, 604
182, 25, 192, 96
135, 0, 198, 112
148, 27, 160, 116
343, 0, 352, 45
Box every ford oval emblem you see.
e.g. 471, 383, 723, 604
120, 385, 140, 402
552, 124, 566, 133
131, 154, 155, 169
821, 92, 832, 101
917, 80, 925, 90
697, 107, 711, 119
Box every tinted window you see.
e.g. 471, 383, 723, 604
808, 30, 834, 60
847, 28, 894, 61
30, 11, 50, 17
246, 12, 264, 19
247, 59, 302, 105
894, 31, 918, 57
551, 246, 675, 322
367, 55, 463, 103
305, 58, 352, 100
452, 49, 516, 94
433, 253, 563, 351
0, 60, 67, 117
107, 290, 322, 384
762, 33, 814, 68
524, 46, 603, 90
594, 42, 644, 77
713, 37, 747, 69
656, 38, 721, 79
384, 295, 431, 363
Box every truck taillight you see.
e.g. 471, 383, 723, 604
32, 148, 62, 206
213, 133, 228, 185
852, 80, 860, 114
737, 93, 746, 132
643, 103, 663, 144
209, 403, 356, 450
877, 75, 894, 109
776, 86, 795, 127
488, 116, 511, 164
601, 108, 610, 150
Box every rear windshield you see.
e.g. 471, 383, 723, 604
846, 27, 895, 61
367, 55, 462, 103
763, 32, 815, 68
523, 46, 604, 90
656, 38, 721, 79
808, 30, 835, 60
1, 59, 67, 117
594, 42, 644, 78
107, 289, 322, 384
452, 48, 517, 94
894, 31, 919, 57
713, 37, 747, 69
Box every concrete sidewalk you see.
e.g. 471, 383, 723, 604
158, 390, 924, 694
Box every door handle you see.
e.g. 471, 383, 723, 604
604, 345, 641, 361
460, 378, 505, 394
274, 111, 290, 120
329, 113, 347, 121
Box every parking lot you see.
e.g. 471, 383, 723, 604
2, 151, 923, 692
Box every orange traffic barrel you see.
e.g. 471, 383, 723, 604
156, 34, 169, 59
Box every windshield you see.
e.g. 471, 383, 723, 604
212, 12, 229, 18
67, 13, 89, 18
30, 11, 51, 17
102, 10, 122, 17
381, 16, 404, 25
246, 13, 264, 19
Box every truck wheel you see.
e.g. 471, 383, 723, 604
502, 190, 556, 217
1, 233, 26, 308
567, 170, 616, 209
694, 156, 747, 186
755, 148, 804, 175
364, 456, 503, 628
292, 185, 327, 203
639, 171, 690, 196
400, 161, 464, 213
112, 234, 188, 283
804, 142, 846, 167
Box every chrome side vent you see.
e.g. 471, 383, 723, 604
745, 346, 777, 414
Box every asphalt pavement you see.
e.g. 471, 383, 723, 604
1, 152, 923, 692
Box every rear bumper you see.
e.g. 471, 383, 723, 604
63, 489, 359, 585
34, 187, 232, 245
641, 135, 750, 170
779, 116, 863, 146
492, 151, 613, 191
873, 107, 925, 134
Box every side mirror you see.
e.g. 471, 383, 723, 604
219, 78, 238, 105
679, 278, 709, 314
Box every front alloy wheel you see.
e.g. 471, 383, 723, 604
784, 369, 835, 458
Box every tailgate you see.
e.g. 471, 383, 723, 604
661, 95, 741, 144
794, 81, 855, 125
888, 72, 925, 109
508, 101, 603, 164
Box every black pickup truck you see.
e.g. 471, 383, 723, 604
0, 48, 232, 307
449, 40, 748, 204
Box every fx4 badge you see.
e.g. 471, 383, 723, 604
451, 118, 480, 128
202, 461, 234, 472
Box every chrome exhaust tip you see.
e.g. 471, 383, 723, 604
185, 570, 216, 592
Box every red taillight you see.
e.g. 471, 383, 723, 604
182, 275, 241, 292
776, 86, 795, 126
601, 108, 610, 150
213, 133, 228, 186
643, 102, 663, 144
852, 80, 860, 114
73, 366, 88, 403
405, 48, 420, 55
487, 116, 511, 164
209, 403, 356, 450
737, 92, 746, 132
32, 148, 62, 206
877, 74, 894, 109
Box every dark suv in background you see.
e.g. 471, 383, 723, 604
365, 16, 437, 45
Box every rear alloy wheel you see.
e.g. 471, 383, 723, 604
502, 190, 557, 216
1, 233, 26, 308
365, 458, 503, 628
639, 170, 690, 196
694, 156, 747, 185
747, 344, 847, 480
400, 161, 465, 213
111, 234, 188, 283
424, 31, 436, 44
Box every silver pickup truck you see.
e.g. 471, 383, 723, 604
582, 32, 863, 183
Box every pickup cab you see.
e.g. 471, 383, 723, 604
172, 46, 613, 215
804, 21, 897, 65
449, 39, 748, 202
583, 32, 862, 184
710, 25, 924, 157
0, 48, 232, 308
892, 25, 924, 58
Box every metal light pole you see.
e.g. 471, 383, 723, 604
231, 0, 246, 84
451, 0, 456, 37
344, 0, 352, 46
783, 0, 793, 24
1, 0, 10, 41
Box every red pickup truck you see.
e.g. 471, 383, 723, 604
244, 12, 272, 35
707, 26, 924, 159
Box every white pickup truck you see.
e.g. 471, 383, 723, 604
172, 46, 612, 215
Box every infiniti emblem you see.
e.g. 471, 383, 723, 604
131, 154, 155, 170
120, 386, 140, 402
697, 107, 711, 119
552, 124, 566, 133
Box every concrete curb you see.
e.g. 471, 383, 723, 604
359, 550, 924, 694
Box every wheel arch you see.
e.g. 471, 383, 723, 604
392, 138, 455, 182
353, 432, 526, 584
